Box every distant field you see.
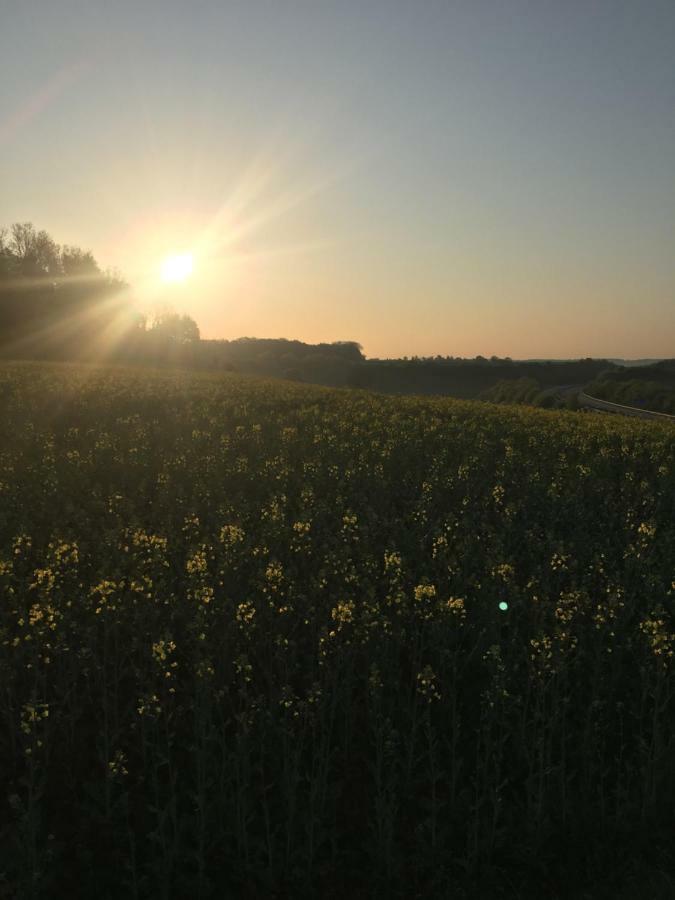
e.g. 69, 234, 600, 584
1, 362, 673, 898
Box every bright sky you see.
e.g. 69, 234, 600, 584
2, 1, 674, 359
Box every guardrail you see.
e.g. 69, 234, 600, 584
579, 392, 675, 422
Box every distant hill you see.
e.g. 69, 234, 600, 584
607, 358, 667, 367
520, 358, 666, 366
141, 339, 650, 406
356, 356, 613, 399
189, 341, 618, 403
597, 359, 675, 385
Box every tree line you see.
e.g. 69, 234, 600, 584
0, 223, 371, 380
5, 222, 659, 407
587, 361, 675, 414
0, 223, 200, 361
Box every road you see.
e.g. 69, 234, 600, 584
578, 392, 675, 422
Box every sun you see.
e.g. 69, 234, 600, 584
160, 253, 193, 283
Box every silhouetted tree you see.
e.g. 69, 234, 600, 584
329, 341, 364, 363
61, 246, 101, 278
9, 223, 61, 277
0, 222, 135, 360
148, 311, 200, 344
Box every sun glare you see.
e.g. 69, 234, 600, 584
160, 253, 193, 283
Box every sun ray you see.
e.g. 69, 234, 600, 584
1, 283, 138, 364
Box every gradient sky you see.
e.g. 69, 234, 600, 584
2, 1, 674, 358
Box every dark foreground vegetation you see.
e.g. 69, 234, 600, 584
0, 362, 673, 899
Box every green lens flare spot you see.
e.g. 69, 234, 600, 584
499, 601, 508, 611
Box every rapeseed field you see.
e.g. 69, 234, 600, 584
0, 362, 673, 898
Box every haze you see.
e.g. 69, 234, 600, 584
2, 1, 674, 359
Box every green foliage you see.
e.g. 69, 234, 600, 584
148, 311, 201, 344
0, 362, 674, 898
198, 338, 365, 386
588, 376, 675, 415
479, 377, 541, 405
362, 358, 613, 400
